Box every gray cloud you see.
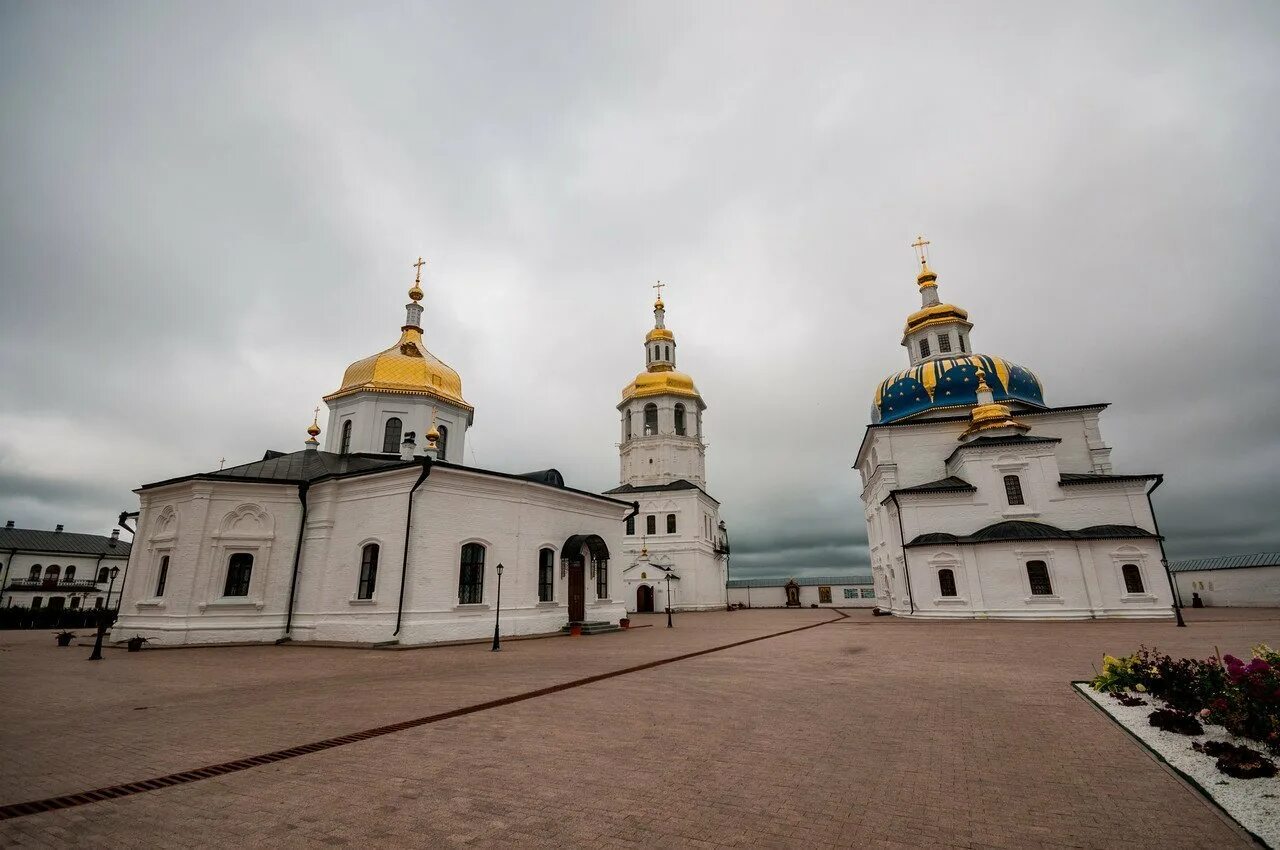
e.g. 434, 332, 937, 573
2, 1, 1278, 577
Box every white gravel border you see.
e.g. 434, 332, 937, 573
1076, 683, 1279, 848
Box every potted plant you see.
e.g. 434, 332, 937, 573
54, 631, 76, 647
126, 635, 153, 652
619, 617, 630, 629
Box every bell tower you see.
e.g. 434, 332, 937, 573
617, 288, 707, 487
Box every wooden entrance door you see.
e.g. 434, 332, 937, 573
637, 584, 654, 613
567, 558, 585, 622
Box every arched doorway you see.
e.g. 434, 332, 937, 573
560, 533, 611, 624
637, 584, 654, 613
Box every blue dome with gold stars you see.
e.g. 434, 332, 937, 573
872, 354, 1045, 424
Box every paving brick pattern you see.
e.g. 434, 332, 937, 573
3, 608, 1276, 847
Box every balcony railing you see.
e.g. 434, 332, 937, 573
5, 578, 103, 591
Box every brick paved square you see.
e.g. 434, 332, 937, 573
2, 608, 1276, 847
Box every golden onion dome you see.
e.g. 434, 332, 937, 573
323, 327, 472, 410
646, 327, 674, 343
621, 368, 703, 404
306, 421, 321, 438
654, 296, 664, 311
903, 302, 972, 338
917, 261, 938, 286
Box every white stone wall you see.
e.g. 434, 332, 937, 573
113, 464, 630, 646
1175, 567, 1280, 608
619, 488, 725, 611
726, 584, 877, 608
0, 550, 129, 610
324, 393, 470, 462
857, 406, 1171, 620
617, 395, 706, 487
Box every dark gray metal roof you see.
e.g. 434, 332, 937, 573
890, 476, 976, 496
907, 521, 1159, 547
945, 435, 1061, 465
0, 527, 131, 557
142, 451, 632, 508
1059, 472, 1160, 486
604, 479, 701, 494
726, 574, 873, 588
1168, 553, 1280, 573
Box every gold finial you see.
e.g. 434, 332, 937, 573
911, 235, 931, 267
409, 257, 425, 302
307, 406, 322, 437
652, 280, 665, 309
975, 369, 991, 395
426, 408, 440, 443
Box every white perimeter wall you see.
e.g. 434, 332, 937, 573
1174, 567, 1280, 608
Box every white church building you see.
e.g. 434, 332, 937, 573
605, 290, 730, 613
856, 241, 1177, 620
112, 262, 635, 646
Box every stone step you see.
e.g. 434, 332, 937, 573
561, 621, 620, 635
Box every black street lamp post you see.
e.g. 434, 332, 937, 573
88, 566, 120, 662
491, 562, 504, 651
665, 572, 674, 628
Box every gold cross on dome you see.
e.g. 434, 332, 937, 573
413, 256, 426, 283
312, 406, 320, 422
911, 235, 931, 266
652, 280, 665, 299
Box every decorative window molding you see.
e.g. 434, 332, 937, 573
1110, 547, 1156, 601
1015, 548, 1062, 603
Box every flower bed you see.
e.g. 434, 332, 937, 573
1079, 644, 1280, 847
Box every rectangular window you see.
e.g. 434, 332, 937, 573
95, 597, 103, 609
1026, 561, 1053, 596
937, 333, 952, 353
666, 514, 676, 534
595, 560, 608, 599
32, 596, 43, 609
958, 334, 967, 353
459, 544, 485, 604
626, 515, 635, 536
919, 337, 931, 358
1003, 475, 1025, 506
538, 549, 554, 603
818, 586, 832, 604
224, 553, 253, 597
357, 545, 379, 600
155, 555, 169, 597
646, 515, 656, 535
860, 588, 875, 599
844, 588, 856, 599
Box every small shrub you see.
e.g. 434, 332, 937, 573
1193, 740, 1278, 779
1110, 693, 1145, 707
1149, 708, 1204, 735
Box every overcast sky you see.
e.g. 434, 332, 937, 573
2, 1, 1278, 579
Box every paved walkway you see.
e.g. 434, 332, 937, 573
2, 608, 1276, 847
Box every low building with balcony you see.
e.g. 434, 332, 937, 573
0, 523, 131, 612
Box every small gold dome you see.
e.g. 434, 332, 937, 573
654, 296, 664, 311
324, 327, 472, 410
307, 422, 321, 438
917, 261, 938, 286
408, 283, 424, 302
621, 368, 702, 403
646, 327, 674, 343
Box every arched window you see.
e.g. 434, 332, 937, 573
45, 565, 60, 581
459, 543, 485, 604
674, 404, 686, 436
1026, 561, 1053, 596
938, 568, 957, 597
625, 515, 635, 536
666, 513, 677, 534
644, 403, 658, 435
437, 426, 449, 461
919, 337, 931, 358
664, 344, 670, 360
28, 565, 40, 580
646, 515, 656, 535
382, 418, 403, 453
596, 558, 609, 599
538, 548, 554, 602
224, 553, 253, 597
357, 543, 379, 599
339, 420, 353, 455
624, 412, 632, 441
96, 566, 109, 583
64, 565, 76, 581
155, 556, 169, 597
1003, 475, 1025, 506
1121, 563, 1144, 594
